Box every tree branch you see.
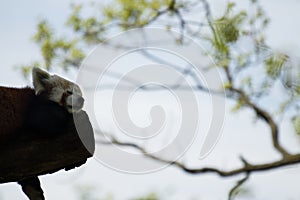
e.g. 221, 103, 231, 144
228, 173, 250, 200
18, 177, 45, 200
219, 28, 289, 157
97, 135, 300, 178
230, 86, 289, 156
0, 111, 95, 200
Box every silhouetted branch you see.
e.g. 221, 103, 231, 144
97, 133, 300, 177
230, 86, 289, 156
228, 173, 250, 200
18, 177, 45, 200
0, 111, 95, 200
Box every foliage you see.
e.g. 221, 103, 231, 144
264, 53, 288, 79
18, 0, 300, 199
19, 20, 85, 76
75, 185, 160, 200
131, 192, 159, 200
293, 115, 300, 135
102, 0, 173, 29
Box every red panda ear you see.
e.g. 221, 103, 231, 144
32, 67, 51, 95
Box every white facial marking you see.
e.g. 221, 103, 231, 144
45, 75, 84, 113
32, 68, 85, 113
48, 87, 64, 106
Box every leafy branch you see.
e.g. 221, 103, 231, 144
17, 0, 300, 199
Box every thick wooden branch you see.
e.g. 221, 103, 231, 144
0, 111, 95, 184
18, 177, 45, 200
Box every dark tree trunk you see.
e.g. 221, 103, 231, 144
0, 111, 95, 199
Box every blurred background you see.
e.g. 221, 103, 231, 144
1, 0, 300, 199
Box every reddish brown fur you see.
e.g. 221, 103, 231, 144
0, 87, 34, 141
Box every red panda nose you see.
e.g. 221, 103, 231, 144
73, 95, 84, 108
77, 96, 84, 107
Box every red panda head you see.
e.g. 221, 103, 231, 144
32, 67, 84, 113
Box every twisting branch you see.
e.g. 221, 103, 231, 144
97, 133, 300, 177
205, 0, 290, 157
222, 58, 289, 156
230, 86, 290, 156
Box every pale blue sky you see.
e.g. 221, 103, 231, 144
1, 1, 300, 200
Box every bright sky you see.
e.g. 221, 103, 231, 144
1, 0, 300, 200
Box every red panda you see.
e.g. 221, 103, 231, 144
0, 67, 85, 141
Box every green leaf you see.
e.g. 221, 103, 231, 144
231, 98, 245, 112
264, 53, 288, 79
293, 116, 300, 135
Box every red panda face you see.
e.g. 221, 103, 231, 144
32, 68, 84, 113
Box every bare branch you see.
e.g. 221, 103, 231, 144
230, 86, 290, 156
97, 134, 300, 178
228, 173, 250, 200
